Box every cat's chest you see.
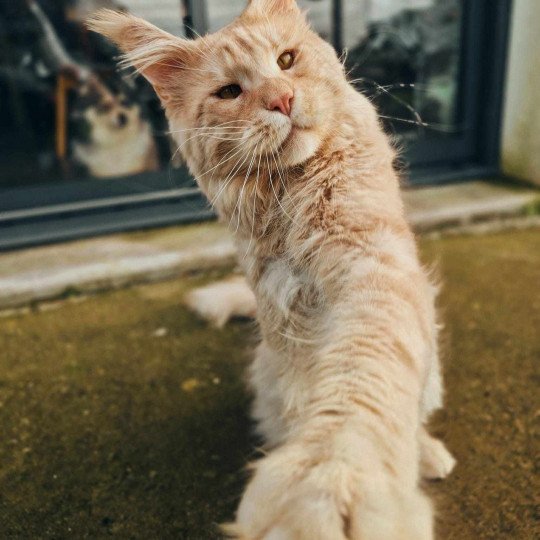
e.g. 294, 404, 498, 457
255, 260, 322, 324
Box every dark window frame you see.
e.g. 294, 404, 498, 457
410, 0, 512, 184
0, 0, 512, 251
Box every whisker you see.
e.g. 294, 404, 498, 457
184, 23, 204, 39
209, 152, 250, 208
243, 151, 263, 264
231, 142, 260, 233
174, 132, 247, 151
268, 135, 298, 215
266, 153, 298, 226
349, 78, 462, 133
198, 144, 248, 181
351, 77, 426, 134
167, 121, 252, 135
209, 135, 263, 208
377, 115, 461, 133
338, 47, 349, 65
168, 127, 248, 134
203, 134, 250, 141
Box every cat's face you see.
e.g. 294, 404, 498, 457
89, 0, 348, 193
178, 2, 344, 171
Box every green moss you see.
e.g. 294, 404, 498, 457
523, 197, 540, 216
0, 231, 539, 538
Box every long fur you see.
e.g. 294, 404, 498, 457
88, 2, 455, 538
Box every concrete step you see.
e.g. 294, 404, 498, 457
0, 180, 538, 310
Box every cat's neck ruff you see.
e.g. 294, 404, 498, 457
229, 108, 405, 274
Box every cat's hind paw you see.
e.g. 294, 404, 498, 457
184, 276, 256, 328
419, 430, 456, 481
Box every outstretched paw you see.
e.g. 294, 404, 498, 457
231, 441, 434, 540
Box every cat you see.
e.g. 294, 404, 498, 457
88, 1, 455, 538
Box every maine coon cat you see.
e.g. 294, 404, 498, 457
89, 1, 455, 538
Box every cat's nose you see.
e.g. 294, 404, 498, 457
267, 91, 293, 116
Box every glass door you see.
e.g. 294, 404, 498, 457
0, 1, 207, 250
0, 1, 190, 189
0, 0, 511, 250
341, 0, 465, 165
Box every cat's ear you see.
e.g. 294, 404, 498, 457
87, 10, 194, 98
245, 0, 301, 15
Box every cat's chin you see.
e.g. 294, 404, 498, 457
279, 127, 321, 167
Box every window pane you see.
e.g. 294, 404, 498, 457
205, 1, 243, 31
122, 0, 186, 36
0, 1, 187, 190
205, 1, 334, 40
343, 0, 463, 139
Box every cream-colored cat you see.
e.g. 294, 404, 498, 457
89, 2, 455, 538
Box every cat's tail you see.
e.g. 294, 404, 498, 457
225, 425, 433, 540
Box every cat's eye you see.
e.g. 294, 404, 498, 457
277, 51, 295, 70
217, 84, 242, 100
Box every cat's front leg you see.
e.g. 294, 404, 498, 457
419, 426, 456, 480
229, 423, 434, 540
248, 342, 288, 448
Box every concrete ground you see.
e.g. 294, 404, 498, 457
0, 229, 539, 539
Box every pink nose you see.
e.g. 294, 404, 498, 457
267, 92, 293, 116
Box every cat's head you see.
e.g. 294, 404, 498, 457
88, 0, 352, 196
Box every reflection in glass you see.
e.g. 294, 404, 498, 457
205, 0, 334, 41
344, 0, 462, 137
0, 0, 186, 188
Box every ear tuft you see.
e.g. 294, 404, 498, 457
86, 9, 134, 45
87, 9, 192, 88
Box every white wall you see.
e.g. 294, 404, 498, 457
502, 0, 540, 185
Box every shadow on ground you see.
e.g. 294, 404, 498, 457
0, 230, 538, 539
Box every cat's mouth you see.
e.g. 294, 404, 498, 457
278, 125, 304, 151
261, 116, 319, 166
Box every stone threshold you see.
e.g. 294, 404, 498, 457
0, 180, 538, 310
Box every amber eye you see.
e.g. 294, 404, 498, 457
277, 51, 295, 70
217, 84, 242, 99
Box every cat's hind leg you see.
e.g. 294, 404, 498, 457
184, 275, 256, 327
419, 351, 455, 480
419, 426, 456, 480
